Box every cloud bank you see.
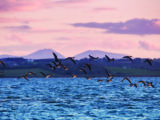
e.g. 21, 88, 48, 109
72, 19, 160, 35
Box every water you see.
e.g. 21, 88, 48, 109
0, 77, 160, 120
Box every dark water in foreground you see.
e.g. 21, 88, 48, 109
0, 77, 160, 120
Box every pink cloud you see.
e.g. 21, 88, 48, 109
54, 0, 92, 4
99, 39, 138, 49
7, 34, 31, 44
0, 0, 92, 12
0, 17, 49, 25
31, 28, 74, 33
0, 0, 48, 12
139, 41, 160, 51
94, 7, 117, 11
0, 17, 25, 23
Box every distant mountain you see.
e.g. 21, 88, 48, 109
74, 50, 126, 60
24, 49, 65, 59
0, 49, 126, 60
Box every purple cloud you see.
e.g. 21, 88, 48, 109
72, 18, 160, 35
3, 25, 31, 31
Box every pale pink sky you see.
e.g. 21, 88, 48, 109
0, 0, 160, 58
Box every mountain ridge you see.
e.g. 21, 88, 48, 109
74, 50, 126, 60
0, 49, 127, 59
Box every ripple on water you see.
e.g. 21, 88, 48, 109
0, 77, 159, 120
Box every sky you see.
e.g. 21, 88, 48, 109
0, 0, 160, 58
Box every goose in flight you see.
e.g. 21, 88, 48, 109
59, 62, 68, 71
97, 79, 104, 82
65, 57, 76, 64
105, 68, 114, 80
123, 56, 133, 62
0, 61, 5, 67
121, 77, 137, 88
52, 61, 61, 68
121, 77, 132, 84
84, 76, 91, 80
40, 72, 53, 78
136, 80, 146, 87
67, 73, 77, 78
27, 72, 36, 75
17, 75, 29, 81
80, 68, 87, 74
144, 59, 153, 66
53, 52, 60, 62
105, 55, 115, 62
84, 64, 91, 71
146, 81, 154, 88
47, 64, 56, 70
89, 55, 99, 60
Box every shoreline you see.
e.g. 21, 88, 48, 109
1, 76, 160, 78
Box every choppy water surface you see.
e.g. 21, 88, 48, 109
0, 77, 160, 120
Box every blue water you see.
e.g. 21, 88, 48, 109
0, 77, 160, 120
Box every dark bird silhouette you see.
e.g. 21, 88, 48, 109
105, 55, 115, 62
18, 75, 29, 81
97, 79, 104, 82
52, 61, 61, 68
107, 79, 112, 83
144, 59, 153, 66
59, 62, 68, 71
84, 76, 91, 80
0, 61, 5, 67
84, 64, 91, 71
25, 72, 37, 77
67, 73, 77, 78
105, 68, 114, 80
146, 81, 154, 88
121, 77, 132, 84
89, 54, 99, 60
65, 57, 76, 64
40, 72, 53, 78
80, 68, 87, 74
136, 80, 146, 87
47, 64, 56, 70
53, 52, 59, 62
122, 77, 137, 88
123, 56, 133, 62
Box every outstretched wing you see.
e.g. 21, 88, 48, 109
53, 52, 59, 62
105, 55, 111, 61
24, 76, 29, 81
122, 77, 132, 84
70, 58, 76, 64
0, 61, 5, 67
80, 68, 87, 74
137, 80, 146, 87
123, 56, 133, 62
40, 72, 46, 77
145, 59, 152, 66
105, 68, 111, 77
86, 64, 91, 71
128, 57, 133, 62
89, 55, 94, 59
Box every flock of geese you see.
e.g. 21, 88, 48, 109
0, 53, 154, 88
